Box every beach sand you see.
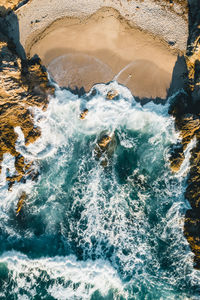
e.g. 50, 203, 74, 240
27, 8, 181, 99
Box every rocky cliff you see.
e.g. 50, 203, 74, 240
0, 7, 54, 188
169, 0, 200, 269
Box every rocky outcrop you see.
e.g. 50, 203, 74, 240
0, 0, 24, 16
169, 0, 200, 269
0, 13, 54, 188
94, 132, 117, 167
185, 0, 200, 109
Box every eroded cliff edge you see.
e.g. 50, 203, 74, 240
169, 0, 200, 269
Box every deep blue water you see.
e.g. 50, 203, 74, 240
0, 81, 199, 299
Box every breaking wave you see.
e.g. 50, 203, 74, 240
0, 81, 200, 299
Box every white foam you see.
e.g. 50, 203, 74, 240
0, 251, 126, 299
176, 137, 196, 179
10, 81, 177, 165
0, 81, 198, 299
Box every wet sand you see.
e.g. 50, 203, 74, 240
28, 8, 180, 99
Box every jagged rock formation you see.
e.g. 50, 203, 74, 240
169, 0, 200, 269
0, 22, 54, 187
186, 0, 200, 107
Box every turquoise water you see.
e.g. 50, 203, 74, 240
0, 81, 199, 299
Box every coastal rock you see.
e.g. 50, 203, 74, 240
169, 142, 185, 173
169, 114, 200, 173
185, 0, 200, 110
175, 114, 200, 149
16, 191, 26, 214
151, 0, 200, 268
80, 109, 88, 120
106, 90, 119, 100
94, 132, 117, 167
169, 95, 200, 269
169, 0, 200, 268
184, 209, 200, 268
0, 0, 22, 16
168, 91, 190, 117
0, 16, 54, 186
171, 113, 200, 268
184, 1, 200, 268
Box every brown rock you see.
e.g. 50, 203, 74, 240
176, 114, 200, 149
98, 136, 112, 148
168, 1, 200, 267
0, 0, 22, 16
170, 152, 185, 173
170, 113, 200, 267
169, 114, 200, 173
94, 132, 117, 167
0, 38, 54, 187
16, 191, 26, 215
106, 90, 119, 100
80, 109, 88, 120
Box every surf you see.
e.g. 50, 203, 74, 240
0, 81, 199, 299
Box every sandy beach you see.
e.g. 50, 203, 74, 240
16, 1, 188, 98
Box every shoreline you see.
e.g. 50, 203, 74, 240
22, 7, 184, 99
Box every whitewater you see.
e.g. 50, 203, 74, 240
0, 80, 200, 299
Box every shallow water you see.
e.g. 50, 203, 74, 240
0, 81, 199, 299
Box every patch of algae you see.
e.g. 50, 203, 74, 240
0, 38, 54, 188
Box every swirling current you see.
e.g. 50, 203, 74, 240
0, 81, 200, 299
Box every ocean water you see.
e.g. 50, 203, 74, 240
0, 81, 200, 299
